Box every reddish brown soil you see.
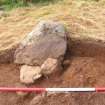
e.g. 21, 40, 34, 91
0, 39, 105, 105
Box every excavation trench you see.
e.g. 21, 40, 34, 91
0, 38, 105, 105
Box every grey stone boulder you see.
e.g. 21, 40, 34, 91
20, 65, 42, 84
14, 20, 67, 66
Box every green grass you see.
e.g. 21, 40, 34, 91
0, 0, 59, 10
0, 0, 102, 11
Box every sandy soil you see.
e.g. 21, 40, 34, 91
0, 39, 105, 105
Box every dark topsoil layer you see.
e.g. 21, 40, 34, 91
0, 39, 105, 105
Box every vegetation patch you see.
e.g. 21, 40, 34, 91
0, 0, 60, 10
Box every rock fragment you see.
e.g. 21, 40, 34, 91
20, 65, 42, 84
15, 83, 29, 97
41, 58, 59, 76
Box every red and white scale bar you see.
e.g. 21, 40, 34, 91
0, 88, 105, 92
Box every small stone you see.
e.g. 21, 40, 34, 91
30, 92, 57, 105
15, 83, 28, 97
63, 59, 70, 68
20, 65, 42, 84
17, 91, 28, 97
41, 58, 59, 76
30, 94, 44, 105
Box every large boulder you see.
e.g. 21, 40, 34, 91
14, 20, 67, 66
20, 65, 42, 84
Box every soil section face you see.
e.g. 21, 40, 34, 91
0, 39, 105, 105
